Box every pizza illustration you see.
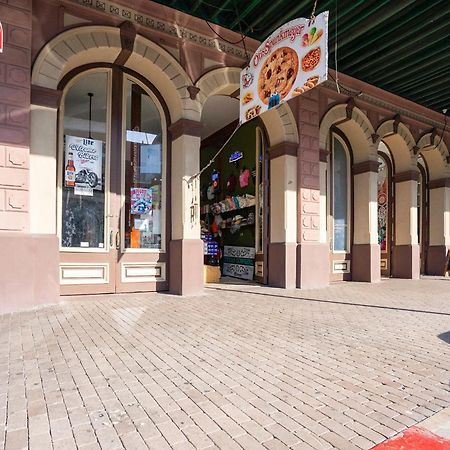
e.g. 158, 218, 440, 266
302, 47, 321, 71
257, 47, 299, 105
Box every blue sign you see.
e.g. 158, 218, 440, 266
229, 151, 243, 163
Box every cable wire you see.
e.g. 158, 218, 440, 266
205, 20, 246, 45
188, 123, 241, 183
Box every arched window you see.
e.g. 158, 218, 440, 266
331, 134, 350, 252
60, 71, 109, 250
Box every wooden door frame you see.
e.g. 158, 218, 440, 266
57, 64, 172, 294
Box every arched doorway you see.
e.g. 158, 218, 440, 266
199, 93, 269, 284
417, 157, 429, 274
377, 144, 394, 277
328, 130, 352, 281
58, 67, 169, 294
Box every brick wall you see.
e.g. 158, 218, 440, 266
0, 0, 32, 232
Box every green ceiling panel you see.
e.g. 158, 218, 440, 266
155, 0, 450, 112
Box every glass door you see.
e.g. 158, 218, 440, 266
59, 70, 117, 295
58, 70, 168, 294
114, 76, 168, 292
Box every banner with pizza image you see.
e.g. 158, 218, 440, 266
240, 11, 328, 124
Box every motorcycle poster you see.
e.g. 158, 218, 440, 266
65, 135, 103, 192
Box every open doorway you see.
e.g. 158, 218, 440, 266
199, 95, 268, 285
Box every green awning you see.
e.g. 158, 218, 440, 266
155, 0, 450, 112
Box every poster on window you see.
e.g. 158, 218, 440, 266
130, 187, 152, 214
240, 11, 328, 124
140, 144, 161, 174
65, 135, 103, 191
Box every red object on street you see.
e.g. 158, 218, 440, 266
372, 427, 450, 450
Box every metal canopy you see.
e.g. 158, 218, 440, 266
156, 0, 450, 112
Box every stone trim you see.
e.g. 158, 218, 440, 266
428, 178, 450, 189
31, 85, 62, 109
352, 160, 380, 175
67, 0, 247, 59
269, 142, 298, 160
169, 119, 202, 140
394, 170, 419, 183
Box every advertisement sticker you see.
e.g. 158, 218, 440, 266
65, 135, 103, 190
131, 187, 152, 214
240, 11, 328, 124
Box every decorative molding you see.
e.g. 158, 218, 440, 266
321, 80, 449, 132
394, 170, 419, 183
393, 114, 401, 134
60, 263, 109, 285
31, 85, 62, 108
352, 160, 380, 175
428, 178, 450, 189
346, 97, 355, 119
187, 86, 201, 100
115, 20, 137, 65
430, 128, 437, 145
169, 119, 202, 140
121, 262, 166, 283
269, 142, 298, 159
67, 0, 247, 59
333, 260, 350, 274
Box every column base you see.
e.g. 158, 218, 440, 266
392, 244, 420, 279
0, 233, 60, 315
352, 244, 381, 282
426, 245, 449, 276
296, 243, 329, 289
169, 239, 204, 296
268, 243, 297, 289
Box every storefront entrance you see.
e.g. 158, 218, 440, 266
200, 120, 268, 285
58, 68, 168, 295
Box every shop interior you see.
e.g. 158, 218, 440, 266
199, 95, 267, 284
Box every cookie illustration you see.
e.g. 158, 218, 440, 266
302, 47, 321, 71
257, 47, 299, 105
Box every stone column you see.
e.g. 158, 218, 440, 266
268, 143, 297, 289
295, 90, 329, 289
391, 171, 420, 279
169, 119, 204, 295
352, 161, 381, 282
426, 178, 450, 275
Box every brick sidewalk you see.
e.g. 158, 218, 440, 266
1, 279, 450, 449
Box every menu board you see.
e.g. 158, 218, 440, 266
240, 11, 328, 124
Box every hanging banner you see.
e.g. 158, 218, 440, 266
65, 135, 103, 190
130, 187, 152, 214
240, 11, 328, 124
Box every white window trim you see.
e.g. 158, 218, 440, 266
328, 132, 351, 254
57, 68, 112, 253
120, 75, 167, 254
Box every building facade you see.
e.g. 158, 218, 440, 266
0, 0, 449, 313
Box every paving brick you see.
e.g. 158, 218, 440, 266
0, 279, 449, 449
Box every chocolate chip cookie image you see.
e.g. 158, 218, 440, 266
258, 47, 299, 105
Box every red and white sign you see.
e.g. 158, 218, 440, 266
240, 11, 329, 124
0, 21, 3, 54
